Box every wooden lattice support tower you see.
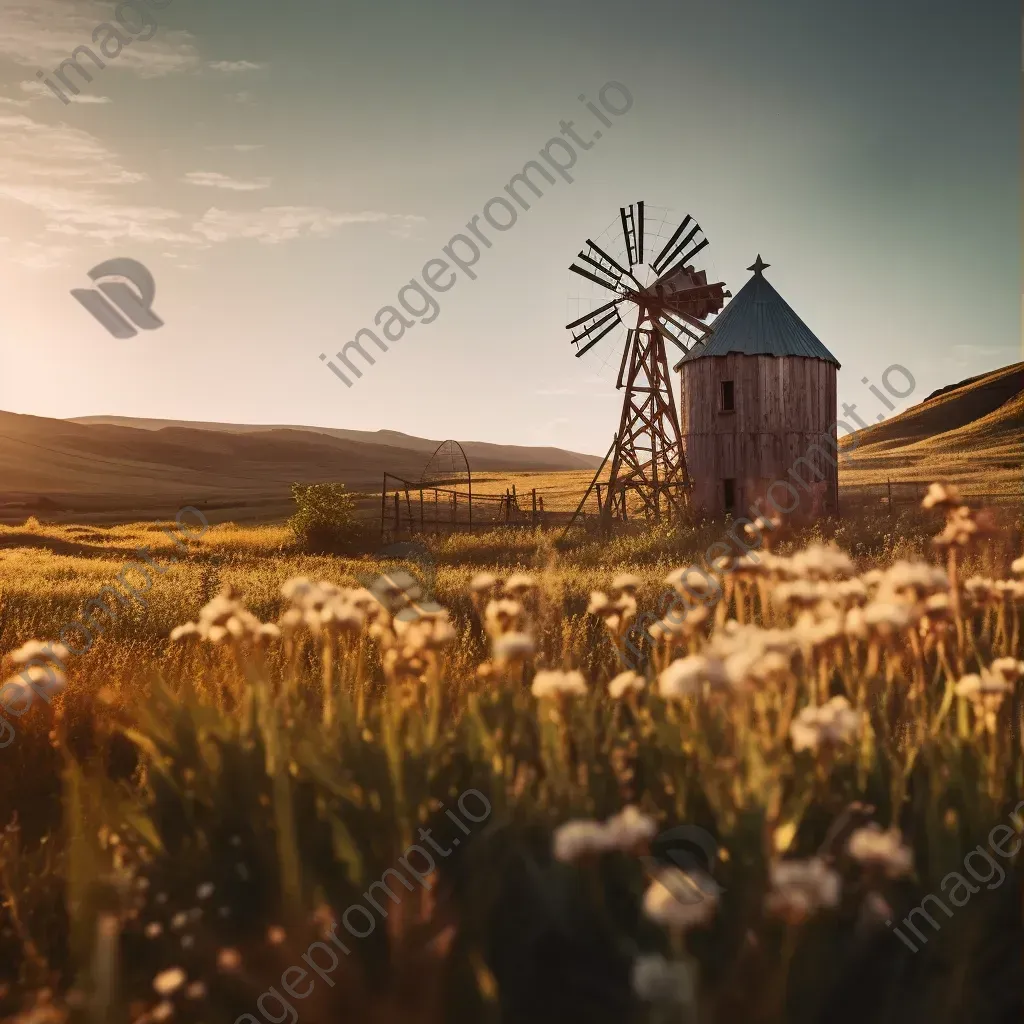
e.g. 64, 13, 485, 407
602, 311, 690, 523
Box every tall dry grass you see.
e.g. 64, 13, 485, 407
0, 494, 1020, 1023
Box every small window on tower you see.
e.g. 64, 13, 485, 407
723, 478, 736, 512
721, 380, 735, 412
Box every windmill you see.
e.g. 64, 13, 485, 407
565, 202, 729, 524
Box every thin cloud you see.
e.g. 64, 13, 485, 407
192, 207, 425, 245
183, 171, 272, 192
0, 0, 200, 78
20, 79, 112, 103
0, 115, 421, 260
207, 60, 265, 73
205, 143, 265, 152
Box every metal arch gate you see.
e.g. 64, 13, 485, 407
380, 473, 553, 540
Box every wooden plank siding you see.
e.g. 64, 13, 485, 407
679, 354, 838, 518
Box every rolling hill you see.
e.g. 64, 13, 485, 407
840, 360, 1023, 495
69, 416, 602, 472
0, 413, 601, 524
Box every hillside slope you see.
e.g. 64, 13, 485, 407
839, 361, 1023, 454
0, 412, 601, 523
70, 416, 602, 472
840, 361, 1023, 493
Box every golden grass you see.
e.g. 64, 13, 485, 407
0, 500, 1021, 1023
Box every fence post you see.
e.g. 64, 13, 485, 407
887, 478, 892, 516
393, 492, 400, 536
380, 474, 387, 540
531, 488, 537, 526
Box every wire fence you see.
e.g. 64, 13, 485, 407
840, 480, 1024, 514
379, 473, 602, 540
380, 474, 1022, 539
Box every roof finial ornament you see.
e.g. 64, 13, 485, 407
748, 254, 770, 276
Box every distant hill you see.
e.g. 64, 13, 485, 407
840, 361, 1023, 494
0, 413, 601, 524
69, 416, 601, 473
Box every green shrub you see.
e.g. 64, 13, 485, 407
287, 482, 368, 554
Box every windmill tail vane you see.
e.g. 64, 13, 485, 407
564, 200, 729, 526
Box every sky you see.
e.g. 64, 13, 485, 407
0, 0, 1019, 456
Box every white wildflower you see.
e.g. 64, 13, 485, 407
492, 631, 535, 664
790, 696, 862, 753
658, 655, 729, 700
765, 857, 840, 922
7, 640, 71, 666
603, 805, 657, 849
643, 868, 719, 929
790, 542, 855, 581
531, 669, 587, 699
611, 572, 643, 594
552, 805, 656, 861
863, 600, 914, 635
608, 670, 645, 699
552, 819, 609, 862
954, 671, 1012, 700
484, 598, 524, 636
469, 571, 499, 593
989, 657, 1024, 683
847, 824, 913, 878
922, 482, 961, 510
631, 954, 695, 1005
152, 966, 187, 997
503, 573, 536, 596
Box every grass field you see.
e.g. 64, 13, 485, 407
840, 361, 1023, 497
0, 491, 1022, 1023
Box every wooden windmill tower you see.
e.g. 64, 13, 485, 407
565, 202, 730, 525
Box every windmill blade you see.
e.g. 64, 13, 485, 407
566, 297, 623, 331
570, 305, 624, 356
650, 214, 694, 273
655, 309, 711, 350
657, 238, 710, 283
650, 216, 708, 276
619, 201, 644, 267
569, 239, 629, 292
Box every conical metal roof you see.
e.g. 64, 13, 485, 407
674, 256, 839, 369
